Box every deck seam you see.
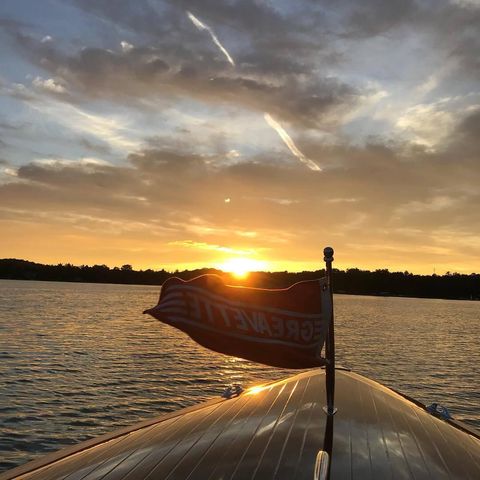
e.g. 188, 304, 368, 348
183, 393, 256, 480
72, 424, 162, 480
291, 374, 320, 479
428, 410, 473, 479
125, 401, 226, 480
369, 386, 395, 480
228, 383, 288, 480
410, 405, 453, 479
388, 400, 431, 479
162, 394, 251, 480
272, 376, 311, 479
75, 416, 188, 480
205, 385, 278, 480
250, 379, 300, 480
103, 410, 215, 480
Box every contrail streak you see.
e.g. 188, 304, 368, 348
185, 12, 320, 172
264, 113, 321, 171
187, 11, 235, 66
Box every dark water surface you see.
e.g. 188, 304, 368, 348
1, 279, 479, 472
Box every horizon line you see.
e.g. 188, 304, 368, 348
1, 258, 478, 277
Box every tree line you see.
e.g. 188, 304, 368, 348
0, 258, 478, 301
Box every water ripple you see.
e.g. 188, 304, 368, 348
0, 279, 479, 472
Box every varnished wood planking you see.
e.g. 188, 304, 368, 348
3, 370, 480, 480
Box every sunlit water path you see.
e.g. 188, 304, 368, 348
1, 279, 479, 472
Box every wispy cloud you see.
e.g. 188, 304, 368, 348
28, 96, 140, 151
5, 79, 140, 151
264, 113, 321, 171
32, 76, 66, 94
395, 100, 457, 149
169, 240, 255, 256
186, 11, 235, 66
33, 157, 112, 167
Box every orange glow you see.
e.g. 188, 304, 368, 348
247, 384, 269, 395
217, 257, 268, 279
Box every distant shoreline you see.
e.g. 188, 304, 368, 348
1, 277, 478, 302
1, 259, 479, 302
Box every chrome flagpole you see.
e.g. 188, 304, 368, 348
323, 246, 337, 415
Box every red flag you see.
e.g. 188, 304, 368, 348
144, 274, 331, 369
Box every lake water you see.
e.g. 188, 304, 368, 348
1, 279, 479, 472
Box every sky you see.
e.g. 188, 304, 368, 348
0, 0, 479, 274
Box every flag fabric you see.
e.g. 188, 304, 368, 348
144, 274, 331, 369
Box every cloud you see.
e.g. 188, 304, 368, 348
19, 87, 141, 151
78, 137, 112, 155
396, 101, 457, 148
443, 106, 480, 159
1, 125, 479, 269
394, 195, 460, 216
120, 41, 133, 52
454, 107, 480, 144
343, 0, 418, 38
3, 2, 357, 129
0, 133, 480, 242
32, 76, 66, 94
169, 240, 256, 256
7, 37, 355, 129
1, 0, 480, 272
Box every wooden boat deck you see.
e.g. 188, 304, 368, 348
2, 369, 480, 480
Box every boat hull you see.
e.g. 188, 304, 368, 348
2, 369, 480, 479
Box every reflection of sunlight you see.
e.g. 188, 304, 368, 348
256, 411, 295, 436
218, 258, 268, 279
247, 384, 269, 395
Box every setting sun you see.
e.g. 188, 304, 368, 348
217, 258, 268, 279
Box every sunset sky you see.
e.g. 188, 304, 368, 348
0, 0, 479, 274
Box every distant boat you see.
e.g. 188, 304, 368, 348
1, 367, 479, 479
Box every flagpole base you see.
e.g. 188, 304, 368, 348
323, 406, 338, 416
